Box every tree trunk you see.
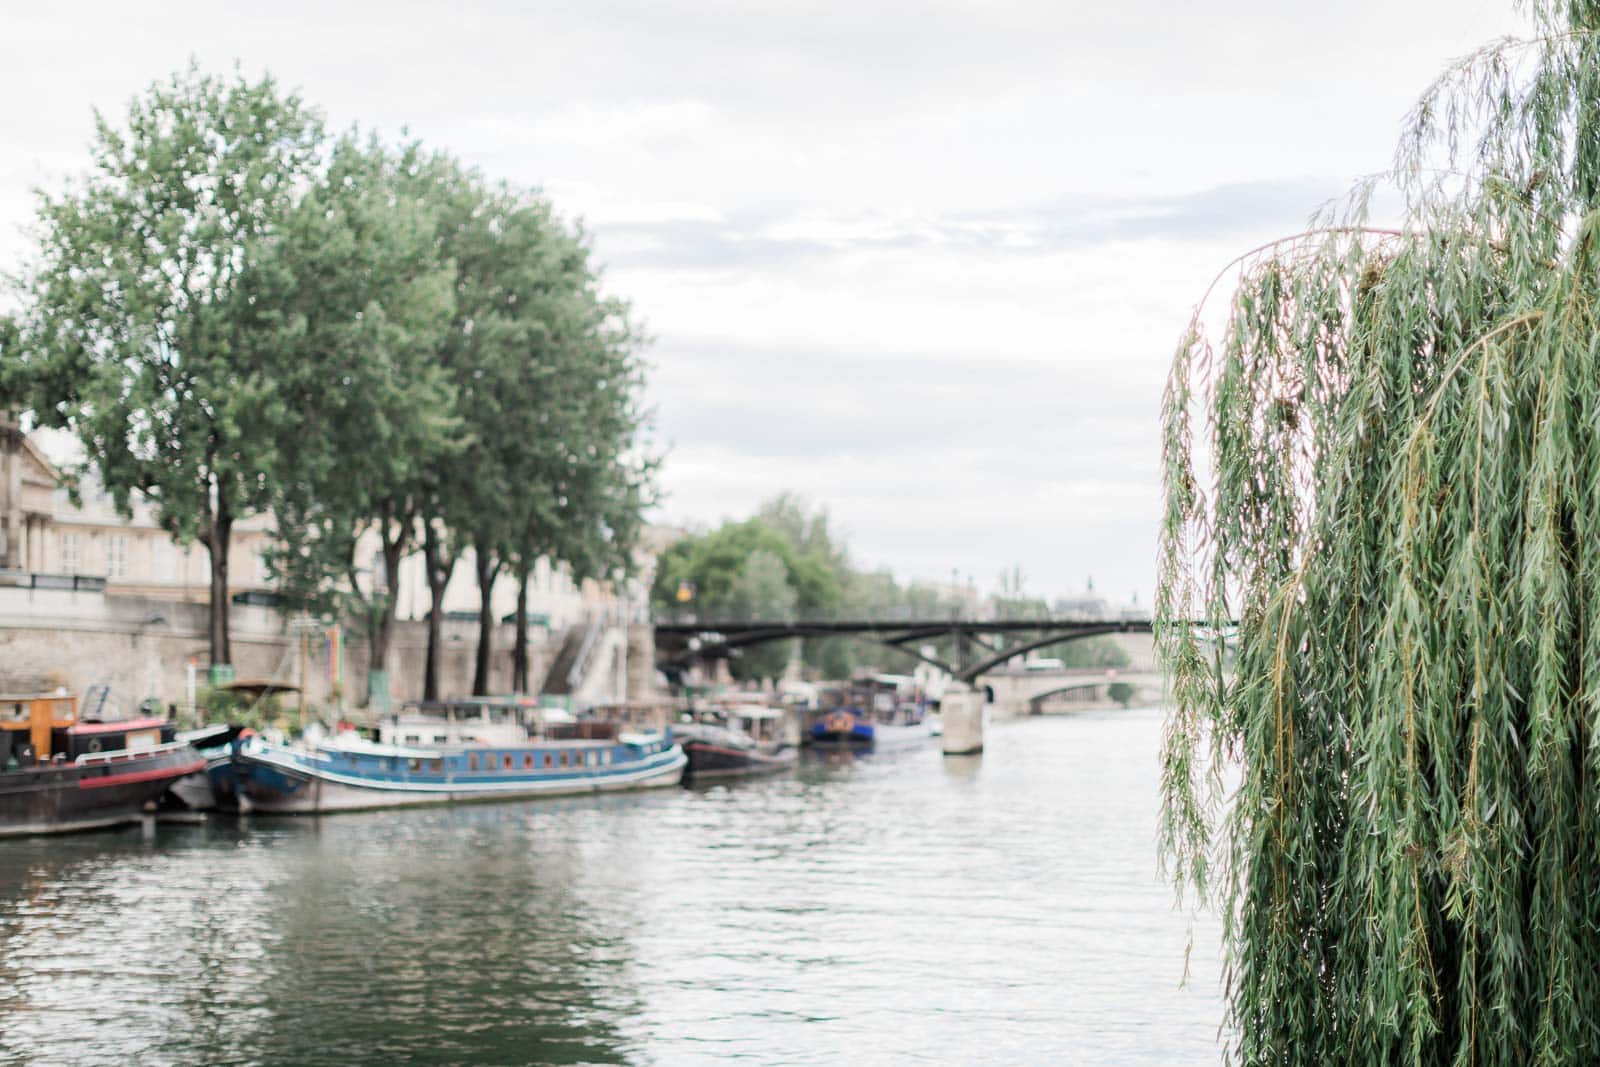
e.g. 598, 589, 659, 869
205, 482, 233, 671
472, 540, 500, 696
369, 518, 408, 676
423, 521, 454, 701
362, 523, 408, 709
512, 562, 531, 693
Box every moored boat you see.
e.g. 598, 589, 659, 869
0, 691, 204, 837
213, 698, 686, 814
806, 697, 934, 748
164, 723, 246, 811
677, 705, 797, 780
810, 706, 877, 746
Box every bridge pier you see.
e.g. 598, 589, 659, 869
941, 682, 983, 756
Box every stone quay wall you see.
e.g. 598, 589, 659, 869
0, 584, 648, 717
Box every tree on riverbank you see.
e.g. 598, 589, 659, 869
250, 136, 459, 697
11, 67, 321, 672
1160, 3, 1600, 1062
6, 66, 654, 696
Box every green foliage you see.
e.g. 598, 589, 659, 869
251, 134, 459, 631
726, 548, 799, 620
12, 64, 323, 663
1159, 5, 1600, 1062
6, 63, 656, 695
1050, 636, 1130, 670
652, 517, 839, 620
0, 317, 19, 410
1106, 681, 1135, 708
432, 178, 654, 694
198, 689, 287, 732
17, 65, 321, 528
726, 549, 798, 680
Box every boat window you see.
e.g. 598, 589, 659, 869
523, 754, 533, 770
503, 754, 513, 771
433, 734, 448, 743
586, 750, 596, 767
603, 750, 611, 765
468, 754, 478, 771
408, 758, 420, 772
429, 760, 443, 773
543, 753, 553, 768
559, 752, 569, 768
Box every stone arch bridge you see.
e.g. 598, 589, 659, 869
979, 666, 1167, 716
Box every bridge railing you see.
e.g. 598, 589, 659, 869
649, 609, 1151, 628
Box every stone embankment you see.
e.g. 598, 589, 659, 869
0, 582, 649, 715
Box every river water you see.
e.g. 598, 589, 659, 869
0, 708, 1224, 1066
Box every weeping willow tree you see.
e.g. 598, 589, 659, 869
1159, 3, 1600, 1063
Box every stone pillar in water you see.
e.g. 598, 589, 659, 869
941, 682, 984, 756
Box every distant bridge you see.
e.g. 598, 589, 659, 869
653, 616, 1155, 683
981, 668, 1167, 714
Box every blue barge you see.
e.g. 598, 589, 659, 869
212, 698, 685, 814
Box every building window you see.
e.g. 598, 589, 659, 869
61, 533, 80, 574
155, 540, 177, 582
107, 536, 128, 579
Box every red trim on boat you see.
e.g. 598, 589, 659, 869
77, 758, 205, 789
70, 718, 169, 735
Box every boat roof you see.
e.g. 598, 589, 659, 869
70, 716, 168, 735
320, 734, 440, 760
724, 705, 783, 719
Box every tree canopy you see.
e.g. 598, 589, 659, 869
12, 65, 321, 667
249, 135, 460, 687
1159, 3, 1600, 1062
7, 65, 654, 693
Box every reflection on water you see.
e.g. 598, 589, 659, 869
0, 710, 1223, 1066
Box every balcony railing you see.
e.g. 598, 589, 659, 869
0, 570, 108, 592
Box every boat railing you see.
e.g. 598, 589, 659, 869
74, 739, 192, 766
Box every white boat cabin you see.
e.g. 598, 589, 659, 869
378, 699, 577, 749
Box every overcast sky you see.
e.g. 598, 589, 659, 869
0, 1, 1528, 606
